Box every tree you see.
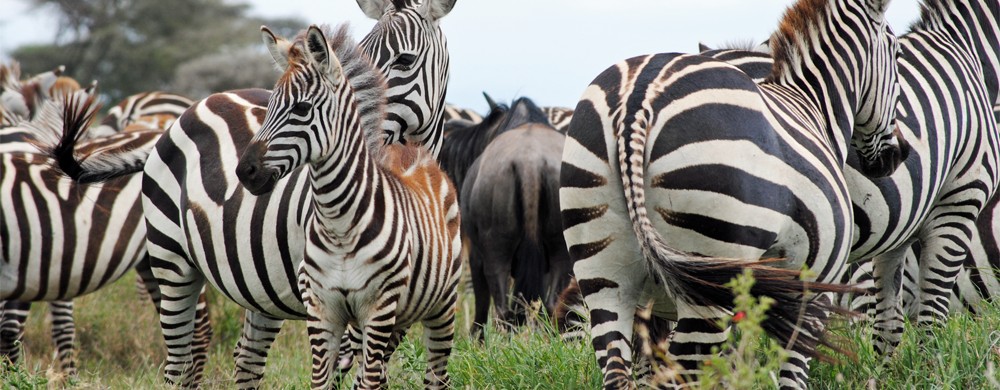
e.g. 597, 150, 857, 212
12, 0, 304, 103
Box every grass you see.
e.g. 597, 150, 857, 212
3, 270, 1000, 389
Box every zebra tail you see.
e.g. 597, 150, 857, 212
616, 116, 856, 362
39, 92, 151, 184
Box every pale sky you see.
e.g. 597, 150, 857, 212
0, 0, 922, 113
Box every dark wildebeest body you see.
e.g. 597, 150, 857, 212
461, 123, 572, 335
439, 96, 573, 335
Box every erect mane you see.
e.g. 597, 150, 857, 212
768, 0, 835, 81
290, 24, 388, 158
26, 88, 102, 150
909, 0, 993, 33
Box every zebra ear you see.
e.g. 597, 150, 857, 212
305, 25, 343, 83
698, 42, 713, 52
418, 0, 457, 21
356, 0, 395, 20
261, 26, 291, 71
868, 0, 892, 15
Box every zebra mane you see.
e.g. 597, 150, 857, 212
26, 89, 102, 150
910, 0, 988, 32
291, 24, 387, 157
714, 39, 764, 51
769, 0, 837, 81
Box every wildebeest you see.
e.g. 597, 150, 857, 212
440, 95, 573, 335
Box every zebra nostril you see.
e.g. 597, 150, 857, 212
245, 164, 257, 177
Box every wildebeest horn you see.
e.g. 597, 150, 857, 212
482, 92, 498, 111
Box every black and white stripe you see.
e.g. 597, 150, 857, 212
237, 25, 461, 389
559, 0, 906, 388
699, 0, 1000, 359
1, 90, 210, 376
43, 1, 457, 387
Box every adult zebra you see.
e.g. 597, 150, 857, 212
236, 25, 462, 389
0, 89, 210, 376
88, 91, 195, 138
46, 0, 458, 387
559, 0, 907, 388
700, 0, 1000, 358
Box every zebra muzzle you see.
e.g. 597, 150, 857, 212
236, 142, 279, 195
858, 125, 910, 179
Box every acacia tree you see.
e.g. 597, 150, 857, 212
12, 0, 303, 102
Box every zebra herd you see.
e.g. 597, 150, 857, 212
1, 0, 998, 389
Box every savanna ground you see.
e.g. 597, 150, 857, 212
3, 270, 1000, 389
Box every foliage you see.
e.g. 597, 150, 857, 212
9, 270, 1000, 389
699, 269, 787, 389
11, 0, 304, 103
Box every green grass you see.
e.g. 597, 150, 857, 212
3, 271, 1000, 389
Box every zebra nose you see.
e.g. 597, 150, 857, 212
236, 142, 277, 195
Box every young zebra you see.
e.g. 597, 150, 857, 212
236, 24, 461, 390
698, 0, 1000, 359
559, 0, 906, 387
0, 90, 210, 376
45, 0, 458, 387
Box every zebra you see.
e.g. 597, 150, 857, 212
87, 91, 195, 138
0, 89, 211, 376
695, 0, 1000, 359
43, 0, 457, 387
559, 0, 906, 387
0, 62, 67, 126
542, 106, 573, 133
236, 24, 461, 389
443, 103, 483, 123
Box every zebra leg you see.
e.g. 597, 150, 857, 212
153, 262, 208, 387
48, 300, 77, 375
666, 303, 729, 388
355, 300, 399, 390
577, 268, 644, 389
776, 293, 834, 390
138, 253, 210, 386
422, 308, 456, 390
0, 300, 30, 365
233, 310, 283, 389
872, 246, 908, 358
191, 289, 213, 381
299, 273, 347, 390
333, 325, 361, 379
916, 225, 974, 327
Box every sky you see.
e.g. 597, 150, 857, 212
0, 0, 922, 113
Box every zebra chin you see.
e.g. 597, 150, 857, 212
235, 142, 280, 195
858, 128, 911, 178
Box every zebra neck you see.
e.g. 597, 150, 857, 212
916, 0, 1000, 103
307, 123, 381, 240
770, 65, 856, 166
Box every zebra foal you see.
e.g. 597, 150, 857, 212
236, 24, 461, 390
560, 0, 907, 387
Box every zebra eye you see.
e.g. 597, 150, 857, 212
291, 101, 312, 116
393, 53, 417, 70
